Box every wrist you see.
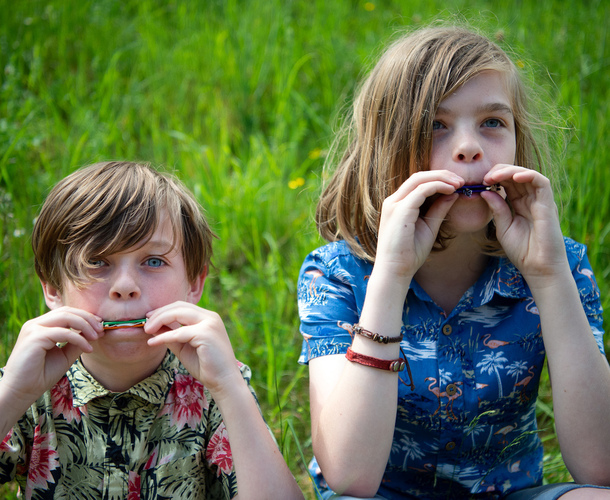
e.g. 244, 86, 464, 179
0, 379, 36, 426
370, 259, 415, 285
524, 264, 574, 294
204, 367, 249, 406
364, 265, 411, 307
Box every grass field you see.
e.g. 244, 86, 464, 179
1, 0, 609, 498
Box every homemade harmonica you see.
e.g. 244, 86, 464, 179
102, 319, 147, 330
455, 184, 501, 197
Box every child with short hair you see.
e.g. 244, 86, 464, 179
0, 161, 304, 499
298, 25, 610, 499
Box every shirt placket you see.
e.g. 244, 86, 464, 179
103, 394, 137, 500
435, 318, 466, 478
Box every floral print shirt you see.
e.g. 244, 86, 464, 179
0, 352, 259, 499
297, 237, 605, 499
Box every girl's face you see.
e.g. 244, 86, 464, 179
430, 70, 516, 233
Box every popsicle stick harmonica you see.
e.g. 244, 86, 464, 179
455, 184, 501, 197
102, 319, 147, 330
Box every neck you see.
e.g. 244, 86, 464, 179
415, 233, 489, 314
80, 348, 168, 393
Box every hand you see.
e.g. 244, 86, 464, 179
482, 165, 568, 284
375, 170, 463, 277
1, 307, 102, 406
145, 302, 241, 398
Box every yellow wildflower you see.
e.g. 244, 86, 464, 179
308, 148, 322, 160
289, 177, 305, 190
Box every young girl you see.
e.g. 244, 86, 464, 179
297, 25, 610, 499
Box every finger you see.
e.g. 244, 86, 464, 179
145, 302, 212, 334
51, 341, 87, 366
420, 193, 459, 233
484, 164, 529, 181
45, 328, 95, 353
35, 308, 104, 340
481, 191, 514, 237
146, 324, 200, 347
389, 170, 463, 203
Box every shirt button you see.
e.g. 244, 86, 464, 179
445, 441, 456, 451
446, 383, 458, 396
442, 325, 452, 336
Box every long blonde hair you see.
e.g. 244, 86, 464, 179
317, 25, 548, 262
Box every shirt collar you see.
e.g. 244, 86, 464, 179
480, 256, 530, 301
68, 351, 179, 408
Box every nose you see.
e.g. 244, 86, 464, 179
109, 266, 141, 300
453, 128, 483, 163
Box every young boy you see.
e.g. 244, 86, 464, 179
0, 161, 304, 499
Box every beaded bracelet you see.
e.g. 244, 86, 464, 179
346, 347, 406, 372
352, 323, 402, 344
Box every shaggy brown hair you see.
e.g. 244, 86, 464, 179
32, 161, 215, 291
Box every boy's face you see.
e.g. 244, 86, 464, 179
42, 212, 206, 366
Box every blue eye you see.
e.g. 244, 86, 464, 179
88, 259, 106, 268
484, 118, 502, 128
146, 257, 165, 268
432, 120, 444, 130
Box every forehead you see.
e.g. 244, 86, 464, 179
439, 71, 513, 110
105, 211, 181, 257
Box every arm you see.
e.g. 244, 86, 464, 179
484, 165, 610, 485
145, 302, 303, 500
0, 307, 101, 440
307, 171, 462, 495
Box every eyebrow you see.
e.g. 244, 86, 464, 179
137, 238, 178, 254
436, 102, 514, 116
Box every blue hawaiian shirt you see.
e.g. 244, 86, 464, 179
297, 237, 604, 499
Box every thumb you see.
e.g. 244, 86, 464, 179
482, 192, 513, 239
423, 194, 458, 234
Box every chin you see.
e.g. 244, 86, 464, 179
92, 334, 160, 359
448, 205, 493, 232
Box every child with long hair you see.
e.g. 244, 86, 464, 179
297, 25, 610, 499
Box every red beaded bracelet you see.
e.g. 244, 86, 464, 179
346, 347, 406, 372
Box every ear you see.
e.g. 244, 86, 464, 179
186, 265, 207, 304
41, 281, 65, 310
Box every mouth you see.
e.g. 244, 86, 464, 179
102, 319, 147, 330
455, 184, 501, 197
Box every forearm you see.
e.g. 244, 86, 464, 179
531, 272, 610, 484
213, 377, 303, 500
311, 269, 410, 495
312, 357, 399, 495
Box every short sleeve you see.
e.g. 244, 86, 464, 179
0, 370, 33, 485
566, 237, 605, 354
297, 242, 371, 364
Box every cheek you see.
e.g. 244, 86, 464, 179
150, 282, 193, 304
58, 285, 101, 311
429, 138, 452, 172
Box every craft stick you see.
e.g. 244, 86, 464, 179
455, 184, 500, 197
102, 319, 147, 330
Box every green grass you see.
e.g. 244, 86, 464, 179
1, 0, 608, 498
